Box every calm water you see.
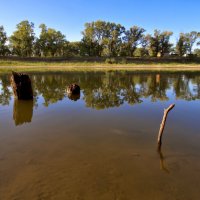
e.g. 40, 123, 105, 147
0, 71, 200, 200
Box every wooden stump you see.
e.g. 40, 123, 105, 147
66, 84, 80, 95
10, 71, 33, 100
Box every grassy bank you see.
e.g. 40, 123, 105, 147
0, 60, 200, 73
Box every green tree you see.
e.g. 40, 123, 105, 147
36, 24, 66, 57
148, 30, 173, 57
81, 34, 99, 56
102, 22, 125, 56
132, 34, 150, 57
185, 31, 200, 54
194, 48, 200, 57
123, 26, 146, 56
176, 32, 200, 56
176, 33, 188, 57
0, 26, 9, 56
10, 20, 35, 57
81, 21, 108, 56
81, 21, 125, 57
133, 48, 148, 57
67, 41, 81, 56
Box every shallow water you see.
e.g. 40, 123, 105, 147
0, 71, 200, 200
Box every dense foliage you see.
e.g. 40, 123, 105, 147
0, 20, 200, 58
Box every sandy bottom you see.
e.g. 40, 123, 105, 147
0, 119, 200, 200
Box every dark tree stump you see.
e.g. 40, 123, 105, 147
66, 84, 80, 95
10, 71, 33, 100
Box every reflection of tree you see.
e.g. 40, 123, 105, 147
13, 100, 33, 126
144, 74, 169, 101
1, 71, 200, 109
174, 74, 200, 100
192, 76, 200, 99
120, 81, 143, 105
32, 74, 67, 106
84, 87, 124, 109
122, 88, 142, 105
173, 75, 192, 100
0, 75, 12, 105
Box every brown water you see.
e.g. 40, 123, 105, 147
0, 71, 200, 200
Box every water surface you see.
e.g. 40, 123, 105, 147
0, 71, 200, 200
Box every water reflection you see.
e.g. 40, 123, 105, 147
1, 71, 200, 109
67, 93, 80, 101
0, 74, 12, 105
13, 100, 33, 126
158, 149, 170, 173
1, 71, 200, 199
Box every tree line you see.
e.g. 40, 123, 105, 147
0, 20, 200, 58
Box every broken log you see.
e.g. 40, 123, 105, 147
157, 104, 175, 150
10, 71, 33, 100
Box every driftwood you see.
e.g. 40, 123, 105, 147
10, 71, 33, 100
157, 104, 175, 150
66, 84, 80, 95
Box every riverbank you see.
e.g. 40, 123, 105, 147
0, 61, 200, 73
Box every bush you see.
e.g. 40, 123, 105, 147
105, 57, 117, 64
120, 58, 127, 64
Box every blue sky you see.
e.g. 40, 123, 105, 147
0, 0, 199, 42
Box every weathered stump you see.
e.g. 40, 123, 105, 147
10, 71, 33, 100
66, 84, 80, 95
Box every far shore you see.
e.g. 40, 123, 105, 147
0, 61, 200, 72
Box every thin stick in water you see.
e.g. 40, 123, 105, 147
157, 104, 175, 149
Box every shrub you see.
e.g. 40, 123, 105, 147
105, 57, 117, 64
120, 58, 127, 64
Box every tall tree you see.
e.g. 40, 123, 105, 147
35, 24, 66, 57
10, 20, 35, 57
176, 32, 200, 56
148, 30, 173, 57
0, 26, 9, 56
123, 26, 146, 56
176, 33, 188, 57
185, 31, 200, 54
81, 22, 99, 57
67, 41, 82, 56
102, 22, 125, 56
194, 48, 200, 57
81, 21, 106, 56
81, 21, 125, 57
